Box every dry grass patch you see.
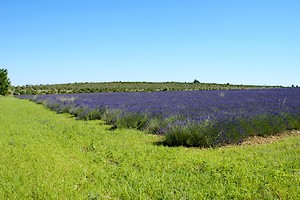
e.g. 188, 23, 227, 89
241, 129, 300, 146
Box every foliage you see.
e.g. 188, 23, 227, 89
1, 97, 300, 199
76, 107, 106, 121
144, 117, 163, 134
163, 113, 300, 148
12, 81, 281, 95
116, 112, 149, 130
164, 122, 216, 147
17, 88, 300, 147
0, 68, 11, 95
193, 79, 200, 83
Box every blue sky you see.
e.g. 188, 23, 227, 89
1, 0, 299, 86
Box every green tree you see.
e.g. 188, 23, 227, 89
193, 79, 200, 83
0, 68, 11, 95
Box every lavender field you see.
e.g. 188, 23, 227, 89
17, 88, 300, 147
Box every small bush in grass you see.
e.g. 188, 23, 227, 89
88, 107, 106, 120
70, 107, 86, 118
247, 114, 290, 137
101, 109, 121, 125
45, 102, 62, 113
164, 122, 217, 147
76, 107, 106, 121
144, 117, 164, 134
284, 114, 300, 130
116, 113, 148, 130
75, 109, 89, 120
85, 109, 102, 120
59, 105, 73, 114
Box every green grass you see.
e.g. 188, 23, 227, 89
1, 96, 300, 199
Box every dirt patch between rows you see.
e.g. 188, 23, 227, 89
241, 129, 300, 146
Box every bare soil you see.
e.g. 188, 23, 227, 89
241, 129, 300, 146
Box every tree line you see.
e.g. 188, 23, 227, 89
12, 81, 281, 95
0, 68, 287, 96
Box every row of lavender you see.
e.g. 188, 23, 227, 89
17, 88, 300, 147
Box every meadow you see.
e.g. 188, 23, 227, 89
1, 96, 300, 199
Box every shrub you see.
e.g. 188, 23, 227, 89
70, 107, 86, 118
76, 107, 106, 121
162, 113, 298, 147
164, 122, 217, 148
144, 117, 163, 134
59, 105, 73, 114
98, 109, 120, 125
45, 102, 62, 113
284, 114, 300, 130
116, 113, 148, 130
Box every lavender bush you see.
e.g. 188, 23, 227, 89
17, 88, 300, 147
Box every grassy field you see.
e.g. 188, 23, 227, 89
1, 96, 300, 199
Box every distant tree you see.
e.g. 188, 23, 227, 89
291, 84, 295, 88
193, 79, 200, 83
0, 68, 11, 95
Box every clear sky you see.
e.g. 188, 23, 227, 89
1, 0, 299, 86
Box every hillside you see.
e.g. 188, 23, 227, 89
11, 81, 282, 95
